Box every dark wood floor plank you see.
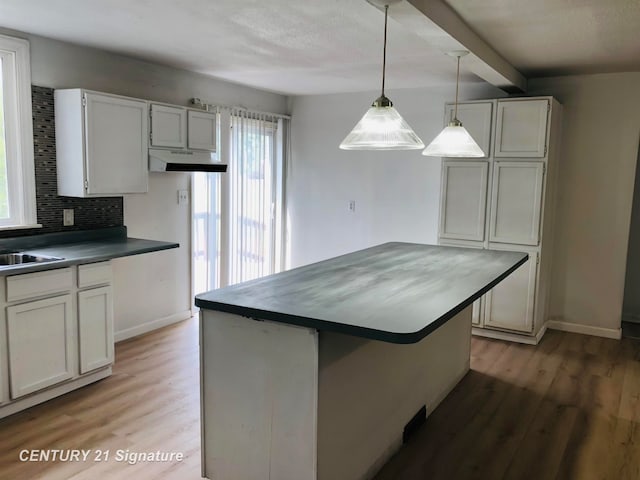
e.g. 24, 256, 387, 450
1, 317, 638, 480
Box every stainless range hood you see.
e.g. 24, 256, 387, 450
149, 148, 228, 173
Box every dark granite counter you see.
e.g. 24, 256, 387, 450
0, 226, 178, 275
195, 242, 527, 344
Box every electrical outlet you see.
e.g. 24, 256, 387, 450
178, 190, 189, 205
63, 209, 74, 226
348, 200, 356, 212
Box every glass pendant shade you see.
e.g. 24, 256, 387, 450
340, 3, 424, 151
340, 104, 425, 150
422, 122, 484, 157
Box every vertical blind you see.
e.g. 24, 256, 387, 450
193, 107, 288, 295
228, 109, 278, 285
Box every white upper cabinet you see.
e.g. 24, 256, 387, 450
150, 104, 217, 152
188, 110, 217, 151
489, 161, 544, 246
439, 161, 488, 242
55, 89, 149, 197
150, 104, 187, 148
484, 251, 538, 333
495, 99, 549, 158
445, 102, 493, 158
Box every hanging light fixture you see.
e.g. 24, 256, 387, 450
340, 1, 424, 150
422, 51, 484, 157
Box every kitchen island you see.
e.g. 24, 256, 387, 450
195, 242, 527, 480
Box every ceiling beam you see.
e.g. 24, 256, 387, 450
387, 0, 527, 93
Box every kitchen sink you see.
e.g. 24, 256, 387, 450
0, 253, 64, 266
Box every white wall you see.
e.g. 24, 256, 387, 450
529, 73, 640, 332
3, 28, 288, 339
288, 84, 504, 267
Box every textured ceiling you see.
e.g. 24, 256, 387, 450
0, 0, 479, 95
444, 0, 640, 77
0, 0, 638, 95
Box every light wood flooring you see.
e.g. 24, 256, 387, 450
1, 317, 639, 480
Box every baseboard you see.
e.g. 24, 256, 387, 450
115, 310, 193, 342
472, 327, 539, 345
547, 319, 622, 340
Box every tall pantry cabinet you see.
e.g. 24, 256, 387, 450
438, 97, 562, 344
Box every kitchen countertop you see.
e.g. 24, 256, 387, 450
0, 226, 179, 275
195, 242, 527, 344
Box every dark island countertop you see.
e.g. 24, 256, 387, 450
0, 226, 179, 275
195, 242, 527, 344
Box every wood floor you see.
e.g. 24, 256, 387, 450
1, 317, 639, 480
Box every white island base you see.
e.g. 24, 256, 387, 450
200, 305, 472, 480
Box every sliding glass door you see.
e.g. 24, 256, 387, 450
193, 108, 287, 296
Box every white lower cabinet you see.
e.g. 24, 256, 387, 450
7, 294, 75, 398
0, 261, 115, 417
78, 286, 114, 374
484, 251, 538, 333
0, 315, 8, 404
472, 297, 483, 326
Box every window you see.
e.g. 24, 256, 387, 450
0, 34, 36, 229
193, 108, 288, 295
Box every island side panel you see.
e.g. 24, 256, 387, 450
317, 306, 472, 480
200, 310, 319, 480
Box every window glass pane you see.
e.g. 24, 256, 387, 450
0, 58, 9, 220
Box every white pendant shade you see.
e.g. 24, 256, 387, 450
340, 105, 425, 150
340, 3, 424, 151
422, 124, 484, 157
423, 50, 484, 158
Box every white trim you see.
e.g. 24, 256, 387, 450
472, 326, 540, 345
547, 319, 622, 340
0, 223, 41, 231
0, 33, 36, 227
0, 367, 111, 420
114, 310, 192, 342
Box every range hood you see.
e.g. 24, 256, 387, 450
149, 148, 228, 173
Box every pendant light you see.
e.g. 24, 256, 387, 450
422, 51, 484, 157
339, 1, 424, 150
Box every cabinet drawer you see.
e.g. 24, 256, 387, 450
78, 262, 112, 288
7, 268, 73, 303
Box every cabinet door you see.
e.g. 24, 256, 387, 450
188, 110, 217, 151
495, 99, 549, 158
78, 286, 114, 374
84, 92, 148, 194
489, 162, 544, 246
151, 104, 187, 148
484, 251, 537, 333
7, 295, 75, 398
445, 102, 493, 158
440, 161, 488, 242
0, 307, 7, 404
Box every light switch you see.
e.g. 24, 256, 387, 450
178, 190, 189, 205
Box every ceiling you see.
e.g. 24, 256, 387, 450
444, 0, 640, 77
0, 0, 638, 96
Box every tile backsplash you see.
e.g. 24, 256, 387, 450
0, 85, 124, 239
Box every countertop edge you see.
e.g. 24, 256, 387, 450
0, 240, 179, 276
196, 252, 529, 344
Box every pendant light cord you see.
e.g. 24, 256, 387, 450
454, 54, 460, 121
381, 4, 388, 97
